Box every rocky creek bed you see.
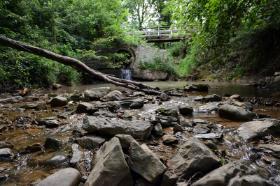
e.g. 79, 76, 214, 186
0, 83, 279, 186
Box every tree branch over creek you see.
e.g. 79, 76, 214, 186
0, 35, 169, 95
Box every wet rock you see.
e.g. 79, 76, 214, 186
184, 84, 209, 92
203, 94, 222, 102
52, 83, 62, 90
194, 133, 223, 140
0, 141, 13, 149
228, 175, 269, 186
101, 90, 123, 101
70, 92, 83, 102
118, 135, 166, 183
76, 102, 98, 114
198, 102, 220, 113
46, 155, 68, 166
161, 171, 178, 186
44, 137, 62, 150
218, 104, 256, 121
134, 177, 154, 186
50, 96, 68, 107
159, 93, 170, 101
193, 124, 210, 134
70, 144, 82, 166
152, 123, 163, 136
0, 96, 23, 104
85, 137, 133, 186
0, 172, 8, 182
194, 96, 204, 101
156, 107, 178, 117
166, 138, 220, 182
83, 116, 152, 140
76, 135, 105, 149
179, 117, 192, 127
232, 101, 253, 111
192, 119, 209, 125
22, 143, 42, 154
195, 94, 222, 102
104, 101, 121, 112
37, 118, 60, 128
0, 148, 14, 161
84, 87, 111, 101
156, 115, 179, 128
20, 102, 46, 110
132, 91, 146, 97
238, 119, 280, 141
162, 135, 178, 145
120, 98, 144, 109
115, 134, 135, 149
178, 105, 193, 116
36, 168, 81, 186
274, 72, 280, 76
173, 123, 184, 133
129, 99, 144, 109
192, 160, 266, 186
258, 144, 280, 158
230, 94, 242, 101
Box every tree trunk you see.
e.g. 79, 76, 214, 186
0, 35, 164, 95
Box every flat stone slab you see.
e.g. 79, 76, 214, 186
83, 116, 152, 139
218, 104, 256, 121
237, 119, 280, 141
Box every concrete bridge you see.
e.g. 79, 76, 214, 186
133, 27, 190, 43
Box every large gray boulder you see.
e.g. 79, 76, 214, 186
85, 137, 133, 186
101, 90, 123, 101
237, 119, 280, 141
83, 116, 152, 139
36, 168, 81, 186
218, 104, 256, 121
76, 102, 98, 114
192, 160, 268, 186
84, 87, 111, 101
116, 135, 166, 183
164, 138, 220, 184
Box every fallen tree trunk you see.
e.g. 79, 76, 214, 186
0, 35, 163, 95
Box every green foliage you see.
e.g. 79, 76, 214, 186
166, 0, 280, 77
0, 0, 129, 90
139, 57, 177, 75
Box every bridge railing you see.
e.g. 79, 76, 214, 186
128, 26, 191, 42
140, 27, 181, 38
